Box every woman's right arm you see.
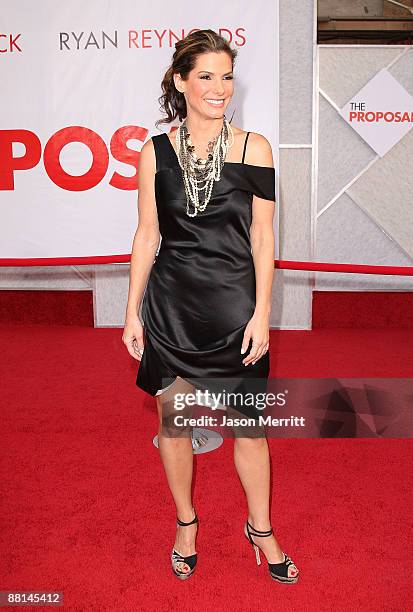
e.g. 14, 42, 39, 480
122, 137, 160, 360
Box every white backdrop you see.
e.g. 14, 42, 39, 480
0, 0, 278, 258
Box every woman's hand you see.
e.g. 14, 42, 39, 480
241, 310, 270, 366
122, 314, 145, 361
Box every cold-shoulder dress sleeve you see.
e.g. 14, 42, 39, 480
244, 165, 276, 201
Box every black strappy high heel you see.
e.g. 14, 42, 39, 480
171, 510, 199, 580
244, 520, 300, 584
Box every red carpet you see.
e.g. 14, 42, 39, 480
312, 290, 413, 328
1, 320, 412, 611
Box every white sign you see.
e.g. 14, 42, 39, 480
339, 68, 413, 157
0, 0, 278, 258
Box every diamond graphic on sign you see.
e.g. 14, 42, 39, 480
339, 68, 413, 157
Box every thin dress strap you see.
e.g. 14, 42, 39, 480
241, 132, 250, 164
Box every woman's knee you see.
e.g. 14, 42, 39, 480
234, 435, 268, 449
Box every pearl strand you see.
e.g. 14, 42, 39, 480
175, 117, 235, 217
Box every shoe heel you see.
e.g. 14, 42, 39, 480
253, 543, 261, 566
244, 521, 264, 566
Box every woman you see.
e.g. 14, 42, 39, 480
122, 29, 299, 584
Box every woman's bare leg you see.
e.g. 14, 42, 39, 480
156, 376, 197, 574
233, 435, 287, 565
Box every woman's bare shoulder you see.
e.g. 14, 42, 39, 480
231, 126, 271, 148
139, 137, 156, 175
243, 131, 274, 168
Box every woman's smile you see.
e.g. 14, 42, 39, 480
204, 98, 225, 107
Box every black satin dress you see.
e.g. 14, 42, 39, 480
136, 131, 276, 419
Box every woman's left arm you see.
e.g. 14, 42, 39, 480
241, 133, 275, 366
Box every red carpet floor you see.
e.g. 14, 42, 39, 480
1, 324, 412, 611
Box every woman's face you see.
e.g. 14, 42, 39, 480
175, 51, 234, 121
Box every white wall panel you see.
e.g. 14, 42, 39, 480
319, 47, 403, 107
0, 266, 93, 289
271, 148, 312, 329
389, 48, 413, 95
279, 0, 314, 144
316, 193, 413, 290
317, 95, 375, 211
315, 45, 413, 293
93, 264, 130, 328
347, 129, 413, 257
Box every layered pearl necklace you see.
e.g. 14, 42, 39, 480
175, 116, 234, 217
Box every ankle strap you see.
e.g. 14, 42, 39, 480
177, 512, 198, 527
247, 520, 273, 536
